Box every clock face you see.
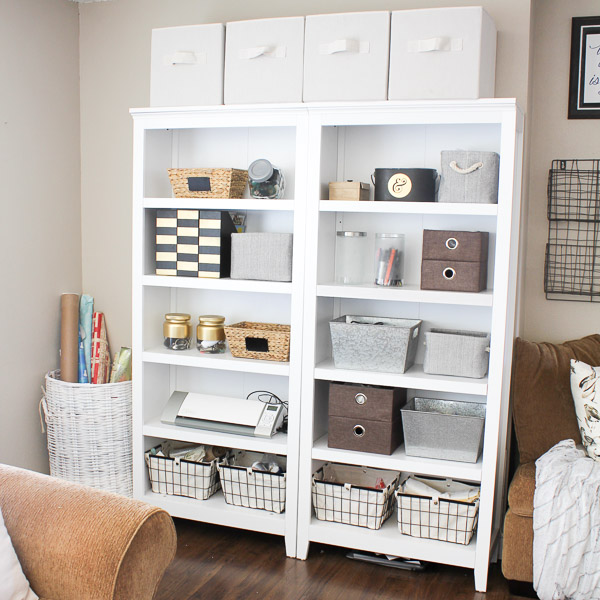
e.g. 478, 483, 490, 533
388, 173, 412, 199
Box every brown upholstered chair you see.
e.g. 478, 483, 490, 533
0, 463, 177, 599
501, 334, 600, 587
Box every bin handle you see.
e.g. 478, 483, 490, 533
319, 39, 370, 55
407, 37, 463, 53
239, 45, 287, 60
39, 386, 47, 434
449, 160, 484, 175
165, 50, 206, 66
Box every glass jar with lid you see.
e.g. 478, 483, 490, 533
163, 313, 192, 350
335, 231, 369, 284
197, 315, 227, 354
248, 158, 285, 199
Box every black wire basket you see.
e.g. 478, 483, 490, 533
545, 159, 600, 301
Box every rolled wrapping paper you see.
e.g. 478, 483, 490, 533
60, 293, 80, 382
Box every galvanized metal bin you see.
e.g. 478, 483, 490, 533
423, 328, 490, 378
329, 315, 422, 373
401, 397, 486, 463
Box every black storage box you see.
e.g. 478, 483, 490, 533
328, 382, 406, 455
373, 168, 437, 202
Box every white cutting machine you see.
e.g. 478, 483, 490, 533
161, 391, 285, 438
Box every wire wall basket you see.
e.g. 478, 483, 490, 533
544, 159, 600, 301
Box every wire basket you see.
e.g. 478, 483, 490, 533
545, 159, 600, 301
41, 370, 132, 496
396, 477, 479, 545
168, 168, 248, 199
145, 445, 221, 500
217, 450, 286, 513
224, 322, 291, 362
311, 463, 399, 530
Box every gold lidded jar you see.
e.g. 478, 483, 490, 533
197, 315, 226, 354
163, 313, 192, 351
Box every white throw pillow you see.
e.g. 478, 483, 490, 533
570, 359, 600, 461
0, 507, 38, 600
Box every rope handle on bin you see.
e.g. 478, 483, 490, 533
39, 386, 48, 433
449, 160, 483, 174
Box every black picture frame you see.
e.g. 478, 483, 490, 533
568, 16, 600, 119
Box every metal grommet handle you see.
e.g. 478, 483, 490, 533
443, 267, 456, 280
353, 424, 365, 438
445, 237, 459, 250
355, 393, 367, 405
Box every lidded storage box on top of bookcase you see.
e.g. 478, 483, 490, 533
155, 209, 236, 278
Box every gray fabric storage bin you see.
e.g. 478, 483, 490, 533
438, 150, 500, 204
423, 329, 490, 378
401, 397, 486, 463
230, 232, 292, 282
329, 315, 421, 374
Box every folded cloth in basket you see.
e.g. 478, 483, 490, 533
402, 475, 480, 502
398, 476, 480, 544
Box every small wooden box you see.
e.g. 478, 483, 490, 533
328, 181, 370, 201
328, 383, 406, 455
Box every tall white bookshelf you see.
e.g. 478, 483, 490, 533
131, 106, 309, 557
131, 99, 523, 591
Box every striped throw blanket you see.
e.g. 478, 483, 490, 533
533, 439, 600, 600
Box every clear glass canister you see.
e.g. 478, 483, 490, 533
374, 233, 405, 287
335, 231, 369, 284
248, 158, 285, 199
163, 313, 192, 350
197, 315, 226, 354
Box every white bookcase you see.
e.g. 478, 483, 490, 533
131, 106, 309, 557
131, 99, 523, 591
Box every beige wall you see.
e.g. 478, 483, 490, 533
523, 0, 600, 342
78, 0, 533, 355
0, 0, 81, 471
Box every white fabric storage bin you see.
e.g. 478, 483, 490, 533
224, 17, 304, 104
151, 23, 225, 107
388, 7, 496, 100
303, 11, 390, 102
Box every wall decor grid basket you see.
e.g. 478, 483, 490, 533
545, 159, 600, 301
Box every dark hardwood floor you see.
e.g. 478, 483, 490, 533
155, 518, 530, 600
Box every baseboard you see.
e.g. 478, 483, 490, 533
507, 579, 538, 598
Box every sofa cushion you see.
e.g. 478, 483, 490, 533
0, 507, 38, 600
512, 334, 600, 464
502, 508, 533, 583
507, 461, 535, 517
570, 359, 600, 461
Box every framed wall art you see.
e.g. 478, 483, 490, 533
569, 16, 600, 119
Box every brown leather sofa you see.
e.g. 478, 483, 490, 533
0, 464, 177, 599
501, 334, 600, 586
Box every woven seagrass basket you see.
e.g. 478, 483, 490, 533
224, 322, 290, 362
41, 370, 132, 497
168, 167, 248, 198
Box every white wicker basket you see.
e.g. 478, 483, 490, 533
41, 370, 133, 496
